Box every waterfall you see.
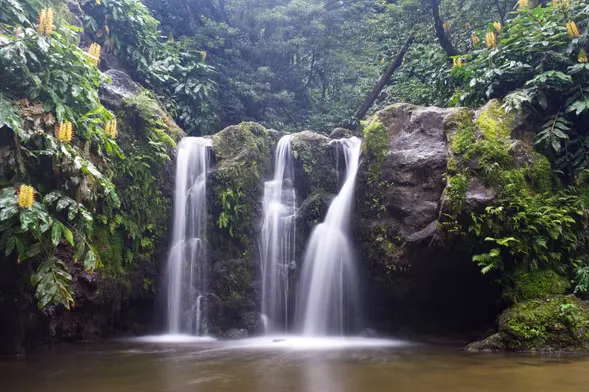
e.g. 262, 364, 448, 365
260, 135, 296, 333
296, 137, 362, 336
166, 137, 212, 335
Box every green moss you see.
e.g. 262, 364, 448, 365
503, 269, 571, 303
448, 109, 476, 156
362, 118, 388, 183
447, 157, 458, 174
92, 224, 125, 277
446, 173, 468, 210
526, 152, 553, 193
476, 100, 517, 140
498, 296, 589, 351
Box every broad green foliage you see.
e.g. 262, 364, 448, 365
449, 1, 589, 179
82, 0, 217, 135
0, 1, 122, 309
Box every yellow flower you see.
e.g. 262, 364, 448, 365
201, 50, 207, 62
105, 119, 118, 138
472, 34, 480, 46
493, 22, 502, 33
486, 31, 497, 49
519, 0, 529, 9
88, 43, 102, 66
443, 22, 451, 33
55, 121, 73, 143
579, 49, 588, 63
17, 185, 35, 209
554, 0, 571, 10
37, 8, 54, 36
453, 58, 464, 68
567, 21, 580, 38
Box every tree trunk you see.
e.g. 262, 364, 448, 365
494, 0, 505, 24
431, 0, 457, 57
355, 33, 415, 121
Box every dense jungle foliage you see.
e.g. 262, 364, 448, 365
2, 0, 589, 343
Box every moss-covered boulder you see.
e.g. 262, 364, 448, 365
468, 296, 589, 352
208, 122, 274, 335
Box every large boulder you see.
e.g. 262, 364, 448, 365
467, 296, 589, 352
99, 70, 141, 111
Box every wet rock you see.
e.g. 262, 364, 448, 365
465, 177, 498, 210
99, 70, 141, 111
226, 328, 248, 339
467, 296, 589, 352
329, 127, 355, 139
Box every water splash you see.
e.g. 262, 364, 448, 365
260, 135, 297, 333
296, 137, 362, 336
167, 137, 212, 335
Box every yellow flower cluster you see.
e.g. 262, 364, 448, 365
88, 43, 102, 66
105, 119, 118, 138
453, 58, 464, 68
519, 0, 529, 9
472, 34, 480, 46
37, 8, 54, 36
201, 50, 207, 62
486, 31, 497, 49
55, 121, 73, 143
567, 21, 580, 38
554, 0, 571, 10
493, 22, 502, 33
579, 49, 588, 63
443, 22, 451, 32
18, 185, 35, 209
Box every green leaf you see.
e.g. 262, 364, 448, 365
51, 222, 62, 246
60, 223, 74, 246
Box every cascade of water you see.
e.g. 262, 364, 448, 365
166, 137, 212, 335
259, 135, 297, 333
296, 136, 362, 336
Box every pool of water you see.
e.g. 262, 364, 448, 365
1, 336, 588, 392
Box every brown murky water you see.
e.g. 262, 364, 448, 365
1, 336, 588, 392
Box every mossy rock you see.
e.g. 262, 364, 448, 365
468, 296, 589, 352
290, 131, 338, 198
503, 269, 570, 304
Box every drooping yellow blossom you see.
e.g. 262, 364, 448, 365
554, 0, 571, 10
453, 58, 464, 68
201, 50, 207, 62
567, 21, 580, 38
519, 0, 529, 9
88, 43, 102, 66
37, 8, 54, 36
493, 22, 502, 33
486, 31, 497, 49
17, 185, 35, 209
105, 119, 118, 138
579, 49, 588, 63
472, 34, 480, 46
443, 22, 451, 33
55, 121, 73, 143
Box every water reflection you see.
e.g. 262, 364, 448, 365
2, 339, 589, 392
